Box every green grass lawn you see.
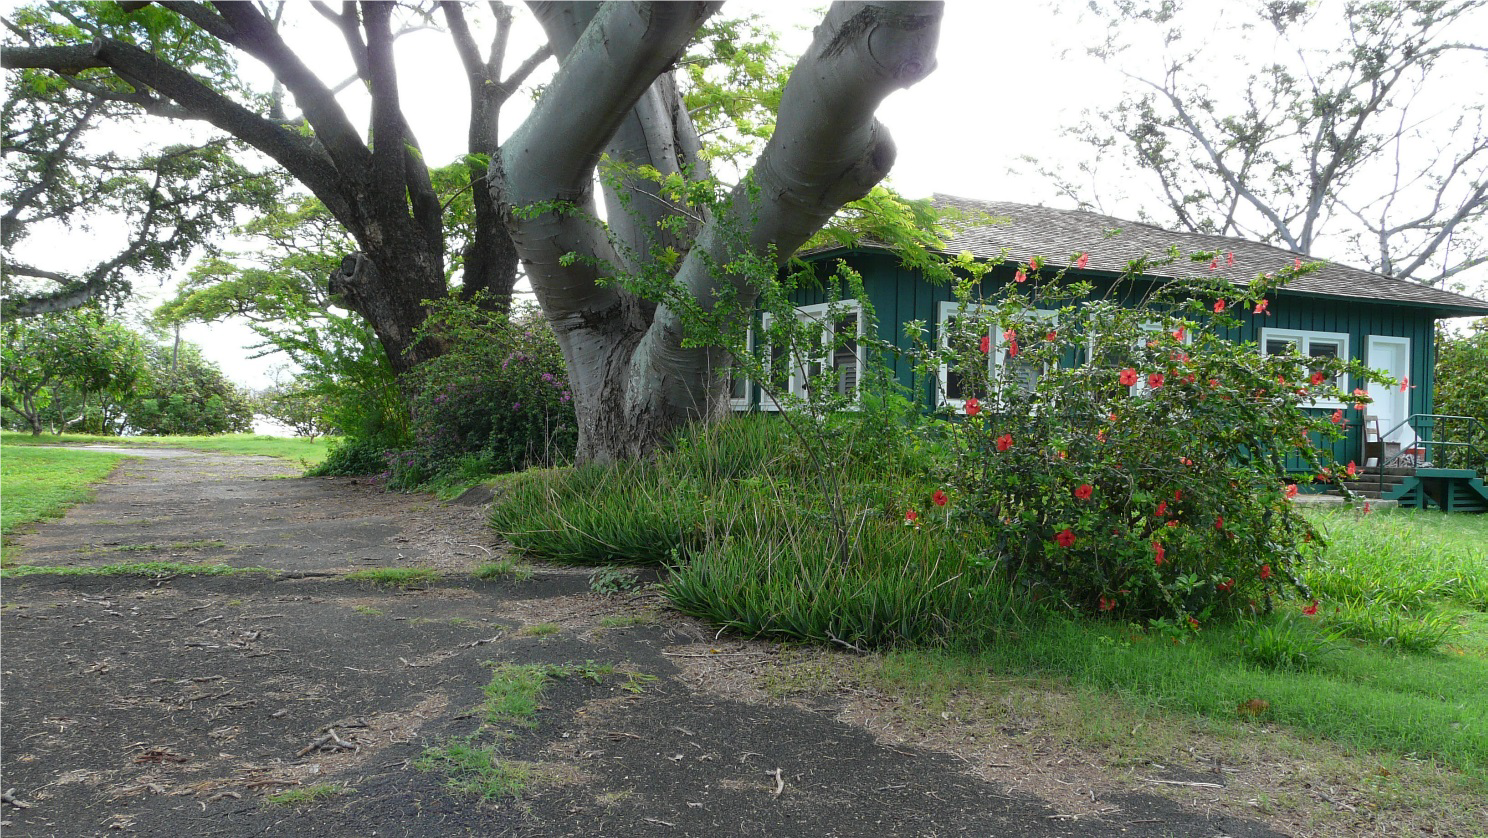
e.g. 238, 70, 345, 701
0, 430, 330, 466
1, 445, 129, 563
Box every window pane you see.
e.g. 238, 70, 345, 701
1265, 338, 1296, 356
833, 315, 859, 397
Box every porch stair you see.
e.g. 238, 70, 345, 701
1332, 466, 1488, 513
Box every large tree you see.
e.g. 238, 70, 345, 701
3, 1, 549, 372
1031, 0, 1487, 288
495, 2, 943, 462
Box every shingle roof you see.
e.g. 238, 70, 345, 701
860, 194, 1488, 316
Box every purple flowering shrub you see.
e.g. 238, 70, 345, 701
393, 299, 577, 487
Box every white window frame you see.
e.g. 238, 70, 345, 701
1260, 327, 1349, 407
1084, 319, 1193, 396
758, 300, 866, 410
728, 326, 754, 412
937, 302, 1055, 409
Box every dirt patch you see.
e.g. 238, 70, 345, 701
3, 450, 1305, 836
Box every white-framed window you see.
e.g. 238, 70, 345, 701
937, 301, 1055, 408
1260, 327, 1348, 405
758, 300, 866, 410
727, 326, 753, 412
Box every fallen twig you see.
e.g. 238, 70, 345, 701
768, 767, 784, 797
460, 635, 502, 648
1140, 777, 1224, 790
194, 615, 223, 627
3, 788, 32, 809
294, 728, 357, 758
826, 633, 867, 654
398, 657, 430, 668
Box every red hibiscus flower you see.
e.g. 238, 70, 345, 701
1303, 600, 1319, 616
1208, 378, 1219, 388
1226, 251, 1235, 266
932, 490, 948, 507
1119, 368, 1138, 387
1181, 457, 1194, 466
1155, 501, 1168, 517
1075, 252, 1089, 269
1074, 483, 1093, 501
1294, 258, 1302, 269
965, 397, 981, 416
1346, 460, 1357, 476
1214, 299, 1226, 313
1354, 402, 1365, 411
1006, 339, 1019, 358
1254, 299, 1269, 314
1045, 330, 1057, 342
1310, 371, 1325, 385
1152, 541, 1166, 565
1014, 268, 1027, 283
1400, 377, 1409, 393
1286, 483, 1299, 498
1215, 516, 1225, 530
1174, 326, 1186, 341
979, 334, 991, 354
1055, 528, 1076, 548
1209, 258, 1219, 271
1147, 372, 1165, 389
905, 509, 919, 523
1097, 430, 1108, 443
1331, 409, 1344, 424
996, 433, 1013, 452
1098, 595, 1116, 612
1174, 489, 1183, 501
1188, 617, 1201, 630
1002, 328, 1016, 341
1259, 563, 1272, 580
1217, 578, 1235, 592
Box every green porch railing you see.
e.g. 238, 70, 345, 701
1374, 413, 1488, 499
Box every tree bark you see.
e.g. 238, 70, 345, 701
498, 1, 942, 462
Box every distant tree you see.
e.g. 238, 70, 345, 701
257, 377, 333, 441
1, 308, 144, 434
1030, 0, 1487, 288
126, 342, 255, 435
1434, 318, 1488, 469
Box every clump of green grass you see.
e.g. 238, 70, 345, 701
1323, 597, 1462, 653
473, 559, 533, 582
353, 605, 384, 617
599, 612, 656, 629
518, 622, 561, 638
1237, 613, 1340, 671
1, 561, 261, 578
265, 784, 352, 806
412, 740, 530, 800
481, 663, 555, 728
343, 567, 441, 588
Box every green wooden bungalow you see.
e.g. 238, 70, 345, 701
735, 195, 1488, 511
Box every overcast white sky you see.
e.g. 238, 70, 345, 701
11, 2, 1487, 389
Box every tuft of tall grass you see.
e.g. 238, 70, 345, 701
665, 515, 1029, 649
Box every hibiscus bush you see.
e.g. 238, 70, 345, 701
920, 253, 1376, 625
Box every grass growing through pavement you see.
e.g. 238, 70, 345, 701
343, 567, 441, 588
473, 559, 534, 581
415, 661, 619, 801
0, 561, 265, 578
0, 430, 330, 466
1, 445, 128, 563
265, 784, 353, 805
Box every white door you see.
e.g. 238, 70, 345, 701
1367, 336, 1412, 445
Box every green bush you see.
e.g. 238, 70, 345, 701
392, 299, 576, 488
1434, 318, 1488, 471
307, 435, 389, 476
